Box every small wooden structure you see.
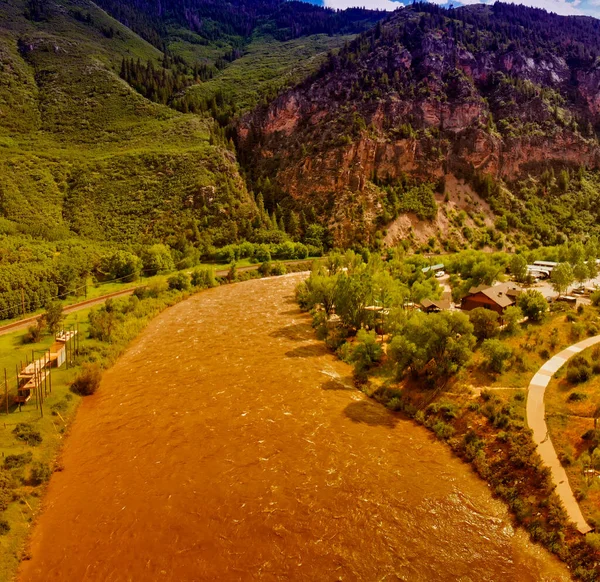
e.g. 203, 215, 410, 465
420, 292, 452, 313
16, 356, 51, 405
13, 325, 78, 412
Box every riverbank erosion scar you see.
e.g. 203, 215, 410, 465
20, 274, 570, 581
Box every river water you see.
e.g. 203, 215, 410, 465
20, 274, 571, 581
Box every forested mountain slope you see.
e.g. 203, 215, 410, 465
238, 3, 600, 248
0, 0, 256, 246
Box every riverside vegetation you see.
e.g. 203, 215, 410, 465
0, 260, 304, 580
296, 244, 600, 581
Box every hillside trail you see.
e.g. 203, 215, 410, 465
20, 274, 570, 581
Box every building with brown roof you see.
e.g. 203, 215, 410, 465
420, 292, 452, 313
461, 282, 521, 316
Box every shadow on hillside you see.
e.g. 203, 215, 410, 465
343, 400, 397, 429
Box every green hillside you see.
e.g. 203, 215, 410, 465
181, 32, 353, 117
0, 0, 263, 320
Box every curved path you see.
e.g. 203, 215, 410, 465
20, 274, 570, 581
526, 336, 600, 534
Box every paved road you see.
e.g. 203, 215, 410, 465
526, 336, 600, 534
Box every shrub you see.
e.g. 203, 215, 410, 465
191, 268, 216, 288
0, 470, 15, 511
4, 452, 33, 470
386, 397, 403, 411
45, 301, 64, 334
140, 244, 174, 276
566, 357, 592, 384
433, 421, 455, 440
88, 307, 117, 342
591, 289, 600, 306
469, 308, 500, 340
12, 423, 42, 446
0, 521, 9, 535
23, 316, 45, 344
258, 261, 272, 276
271, 262, 287, 276
568, 392, 587, 402
481, 339, 512, 373
517, 290, 548, 322
71, 363, 102, 396
100, 251, 142, 282
348, 329, 383, 372
30, 462, 51, 485
167, 272, 190, 291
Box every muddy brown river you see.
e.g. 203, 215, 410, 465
20, 274, 571, 581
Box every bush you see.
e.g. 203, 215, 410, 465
23, 316, 45, 344
71, 363, 102, 396
271, 262, 287, 276
481, 339, 512, 373
469, 308, 500, 340
100, 251, 142, 283
191, 268, 216, 288
0, 521, 9, 535
45, 301, 64, 334
517, 290, 548, 322
568, 392, 587, 402
258, 261, 272, 276
12, 423, 42, 446
30, 462, 51, 485
140, 244, 174, 276
348, 329, 383, 372
167, 272, 191, 291
88, 306, 117, 342
566, 356, 592, 384
432, 421, 455, 440
591, 289, 600, 306
4, 452, 33, 469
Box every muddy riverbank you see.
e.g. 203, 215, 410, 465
20, 274, 571, 581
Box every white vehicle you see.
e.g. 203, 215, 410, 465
434, 270, 446, 278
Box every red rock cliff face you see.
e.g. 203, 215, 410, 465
238, 7, 600, 244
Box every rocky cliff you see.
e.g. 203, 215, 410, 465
238, 3, 600, 247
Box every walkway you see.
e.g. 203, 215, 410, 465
526, 335, 600, 534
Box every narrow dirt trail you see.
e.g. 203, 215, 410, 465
20, 274, 570, 581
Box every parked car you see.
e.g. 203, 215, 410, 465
434, 270, 446, 278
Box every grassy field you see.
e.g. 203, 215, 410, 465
0, 307, 90, 580
463, 305, 600, 391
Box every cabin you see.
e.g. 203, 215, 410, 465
461, 283, 521, 316
420, 293, 452, 313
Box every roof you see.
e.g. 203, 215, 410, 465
466, 282, 521, 308
533, 261, 558, 268
420, 292, 452, 311
421, 263, 445, 273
